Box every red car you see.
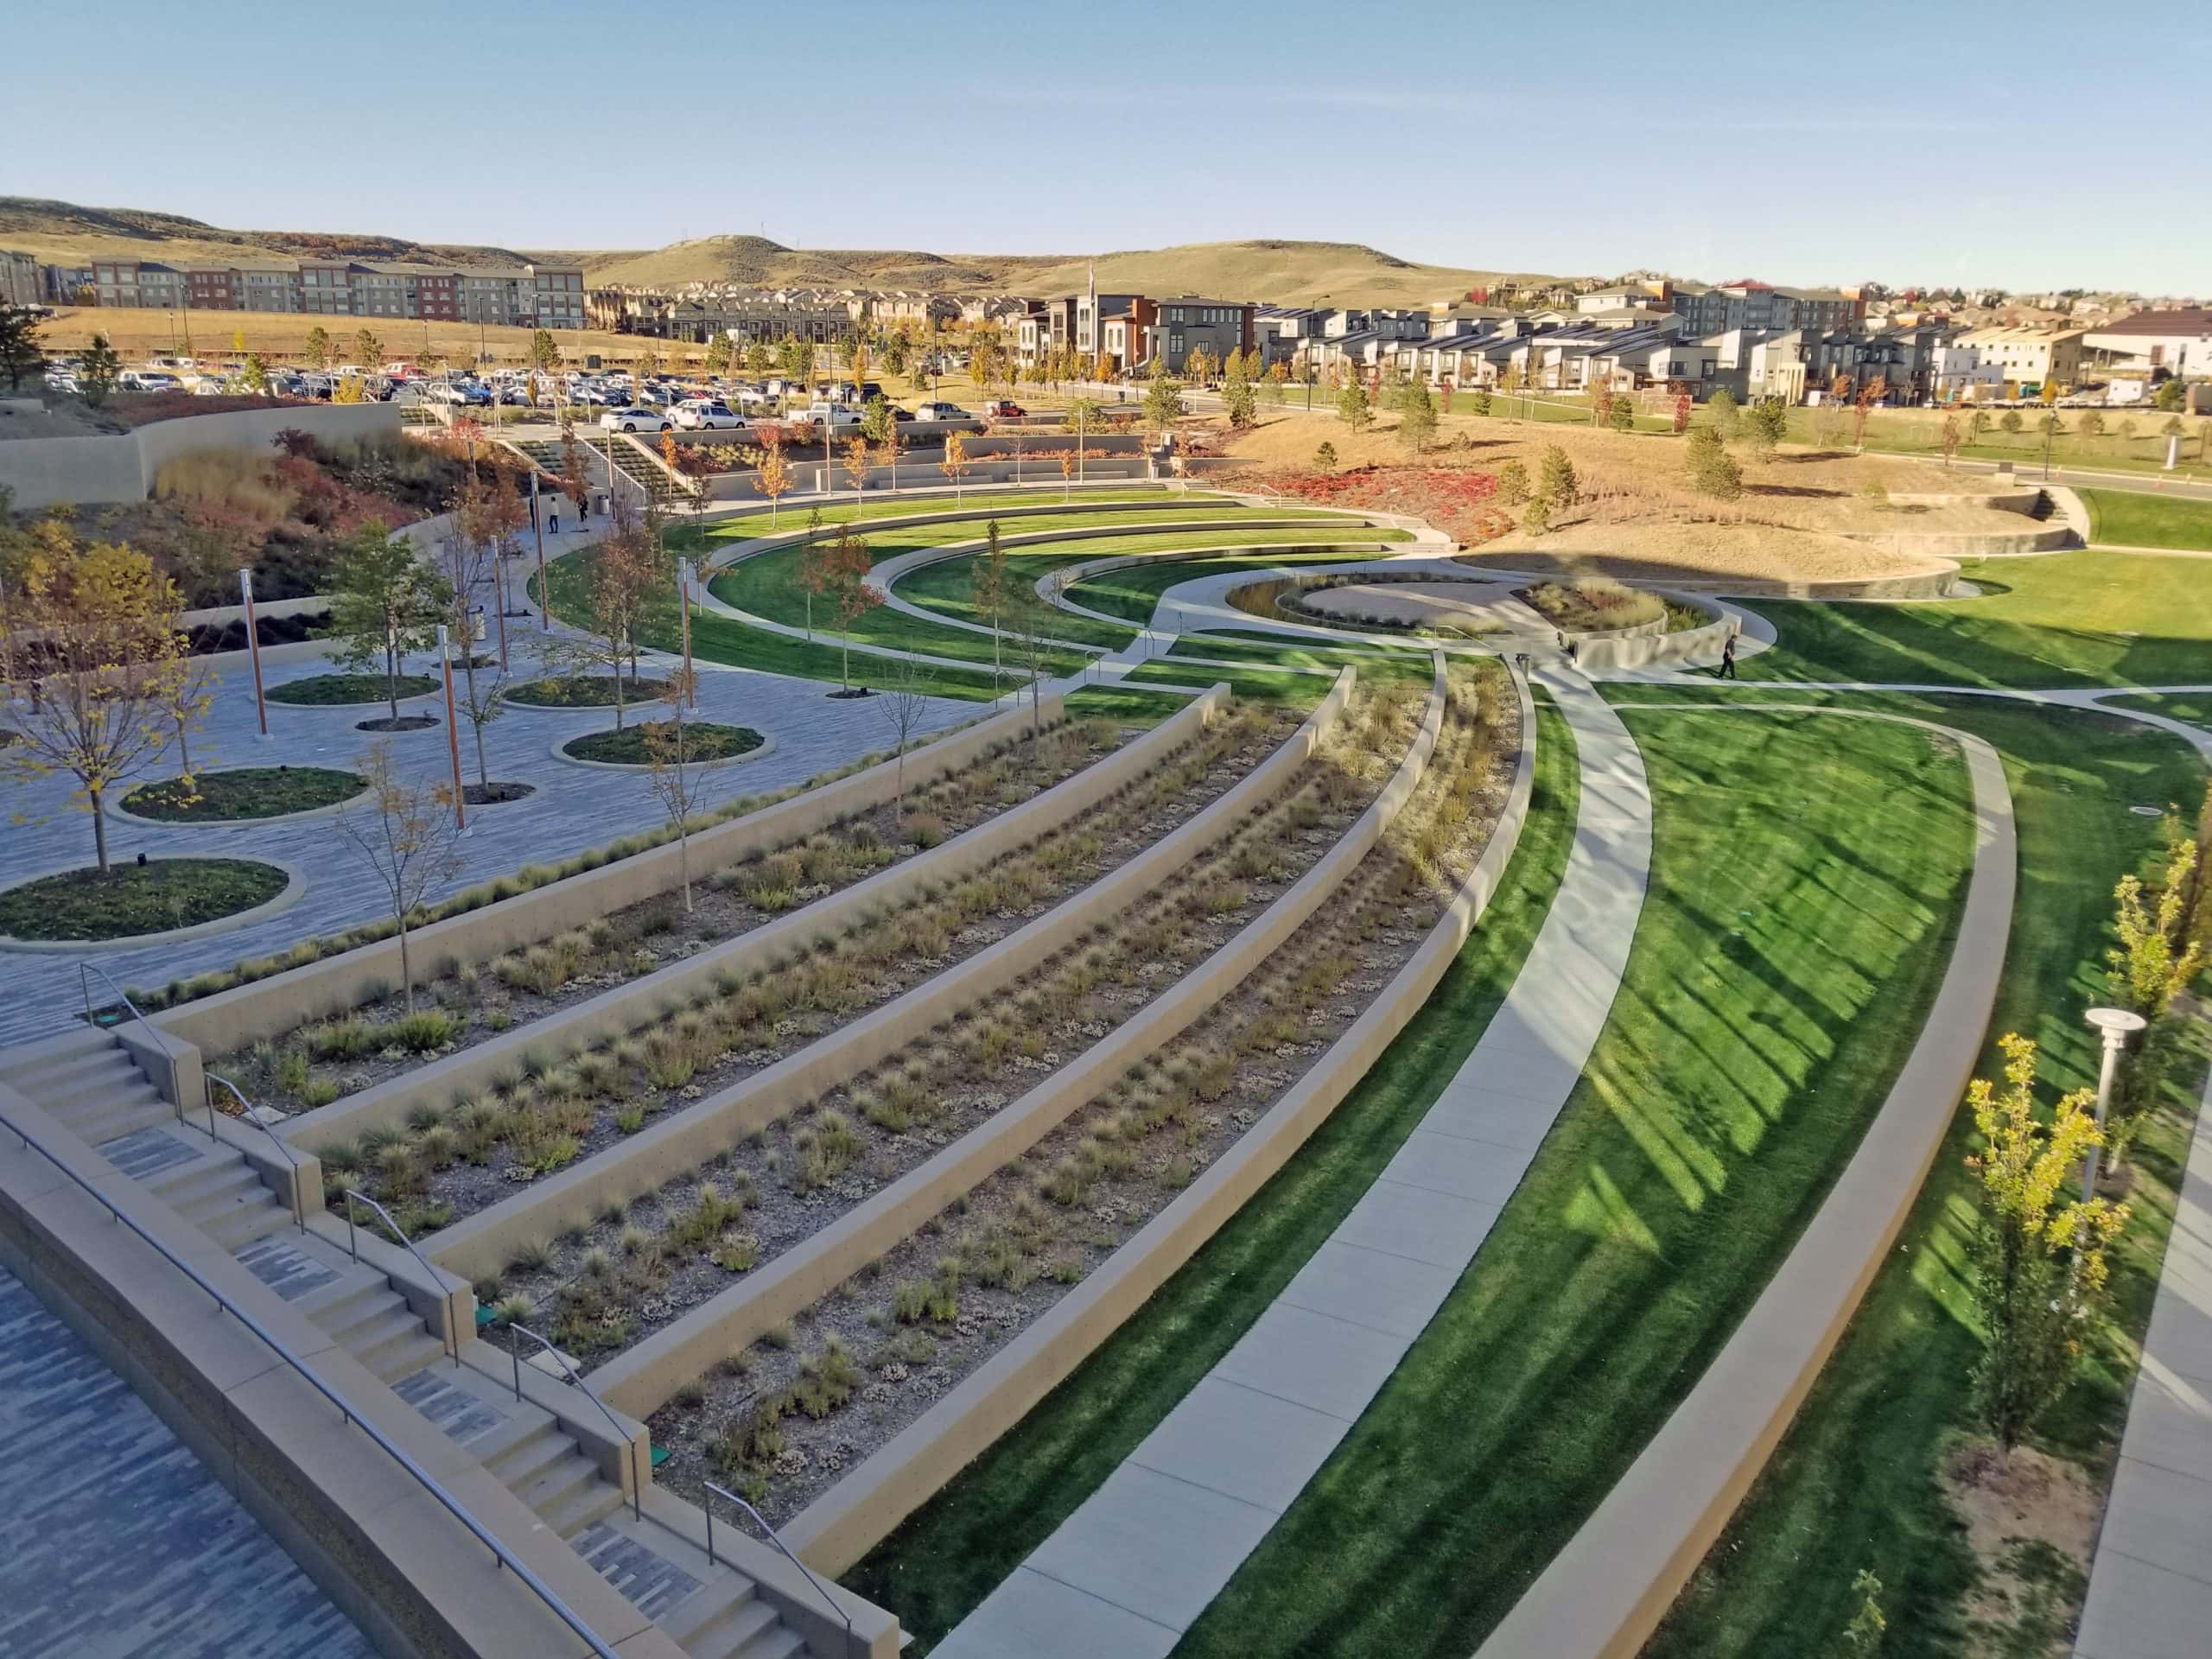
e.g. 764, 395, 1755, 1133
982, 398, 1027, 419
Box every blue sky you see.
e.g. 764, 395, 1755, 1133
12, 0, 2209, 295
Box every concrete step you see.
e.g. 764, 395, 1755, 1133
486, 1422, 575, 1490
542, 1469, 628, 1540
355, 1321, 446, 1383
301, 1274, 398, 1329
728, 1618, 806, 1659
39, 1069, 160, 1121
150, 1155, 264, 1211
29, 1046, 141, 1097
513, 1446, 611, 1530
200, 1195, 296, 1252
64, 1094, 177, 1147
672, 1587, 788, 1659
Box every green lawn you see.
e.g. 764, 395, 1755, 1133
535, 557, 1007, 701
846, 698, 1585, 1650
691, 488, 1212, 544
1169, 635, 1440, 686
1061, 684, 1198, 724
0, 857, 290, 941
1173, 707, 1977, 1659
1199, 626, 1433, 655
265, 672, 435, 706
1066, 545, 1403, 626
118, 766, 364, 822
1629, 690, 2208, 1659
1122, 660, 1333, 704
561, 721, 762, 764
2082, 487, 2212, 550
2106, 692, 2212, 733
1740, 550, 2212, 690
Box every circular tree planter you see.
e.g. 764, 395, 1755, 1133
266, 672, 439, 708
556, 722, 770, 769
462, 781, 537, 806
116, 766, 370, 826
0, 857, 298, 948
356, 714, 442, 733
506, 674, 671, 710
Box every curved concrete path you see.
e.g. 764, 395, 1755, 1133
935, 674, 1653, 1659
1476, 703, 2017, 1659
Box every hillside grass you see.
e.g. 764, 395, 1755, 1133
1738, 550, 2212, 690
1614, 690, 2209, 1659
2082, 487, 2212, 550
846, 698, 1583, 1650
1173, 706, 1977, 1659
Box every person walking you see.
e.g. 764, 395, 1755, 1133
1719, 631, 1738, 679
548, 504, 560, 535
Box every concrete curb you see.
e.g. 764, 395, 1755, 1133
108, 778, 376, 830
0, 858, 307, 956
1471, 703, 2015, 1659
548, 728, 778, 772
784, 658, 1540, 1575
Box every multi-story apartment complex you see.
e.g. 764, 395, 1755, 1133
1951, 325, 2086, 392
1669, 281, 1864, 337
86, 257, 586, 327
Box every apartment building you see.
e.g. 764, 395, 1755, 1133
1670, 281, 1863, 337
2, 250, 45, 307
2083, 308, 2212, 378
87, 257, 587, 325
1953, 325, 2086, 392
1147, 297, 1255, 370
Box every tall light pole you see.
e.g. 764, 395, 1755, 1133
239, 569, 268, 737
2081, 1006, 2148, 1199
437, 624, 467, 831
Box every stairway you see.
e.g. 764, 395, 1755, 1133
9, 1032, 837, 1659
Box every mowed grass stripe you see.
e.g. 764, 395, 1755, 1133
1171, 707, 1977, 1659
846, 697, 1583, 1651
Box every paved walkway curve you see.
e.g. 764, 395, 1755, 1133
933, 674, 1653, 1659
1475, 702, 2018, 1659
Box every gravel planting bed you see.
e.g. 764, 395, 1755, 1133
652, 666, 1516, 1523
218, 720, 1126, 1119
475, 686, 1423, 1421
303, 707, 1301, 1236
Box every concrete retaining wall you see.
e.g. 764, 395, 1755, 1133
423, 677, 1338, 1285
157, 699, 1053, 1059
1845, 523, 2074, 558
0, 1081, 681, 1659
280, 695, 1199, 1154
698, 491, 1237, 573
707, 457, 1151, 501
784, 662, 1540, 1573
0, 402, 401, 509
588, 663, 1435, 1420
1471, 709, 2014, 1659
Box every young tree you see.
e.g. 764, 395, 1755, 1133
336, 740, 465, 1014
1608, 389, 1636, 432
231, 327, 248, 358
940, 430, 973, 504
972, 517, 1009, 682
1707, 386, 1739, 437
753, 424, 793, 526
1536, 445, 1579, 510
1999, 409, 2024, 435
1742, 395, 1789, 459
443, 468, 519, 788
333, 372, 366, 404
798, 508, 830, 641
1966, 408, 1990, 443
328, 519, 448, 721
1840, 1569, 1886, 1656
241, 353, 270, 395
2101, 825, 2205, 1168
556, 424, 593, 529
303, 325, 331, 371
2152, 378, 2184, 413
0, 305, 46, 391
1223, 376, 1258, 430
842, 435, 871, 506
1338, 375, 1373, 433
874, 652, 934, 817
1497, 457, 1529, 505
1671, 391, 1691, 434
1967, 1035, 2130, 1453
353, 327, 384, 369
822, 532, 882, 694
1589, 381, 1612, 427
556, 502, 662, 728
0, 532, 204, 872
1004, 569, 1062, 746
1058, 444, 1078, 502
1853, 381, 1880, 452
1314, 440, 1338, 471
79, 334, 121, 405
1685, 425, 1744, 499
641, 668, 713, 912
860, 394, 896, 445
1392, 378, 1437, 454
1144, 370, 1187, 438
1471, 386, 1495, 419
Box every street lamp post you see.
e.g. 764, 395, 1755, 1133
437, 624, 467, 831
239, 569, 268, 737
2081, 1006, 2148, 1199
678, 558, 696, 709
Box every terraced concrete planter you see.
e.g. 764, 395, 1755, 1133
151, 697, 1058, 1058
781, 665, 1541, 1573
277, 697, 1205, 1154
424, 677, 1350, 1287
584, 666, 1430, 1422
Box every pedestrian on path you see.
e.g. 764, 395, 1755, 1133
1719, 632, 1738, 679
548, 506, 560, 534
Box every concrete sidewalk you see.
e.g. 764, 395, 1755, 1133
933, 674, 1653, 1659
2075, 1049, 2212, 1659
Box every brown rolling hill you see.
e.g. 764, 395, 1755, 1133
3, 198, 1561, 308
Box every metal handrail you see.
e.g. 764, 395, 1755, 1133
339, 1189, 460, 1366
204, 1073, 306, 1232
505, 1321, 643, 1521
0, 1109, 623, 1659
77, 962, 170, 1068
702, 1480, 855, 1656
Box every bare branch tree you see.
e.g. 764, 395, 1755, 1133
336, 740, 465, 1012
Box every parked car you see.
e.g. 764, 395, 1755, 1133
672, 401, 747, 429
913, 401, 972, 423
982, 398, 1026, 420
601, 406, 672, 433
795, 403, 863, 429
